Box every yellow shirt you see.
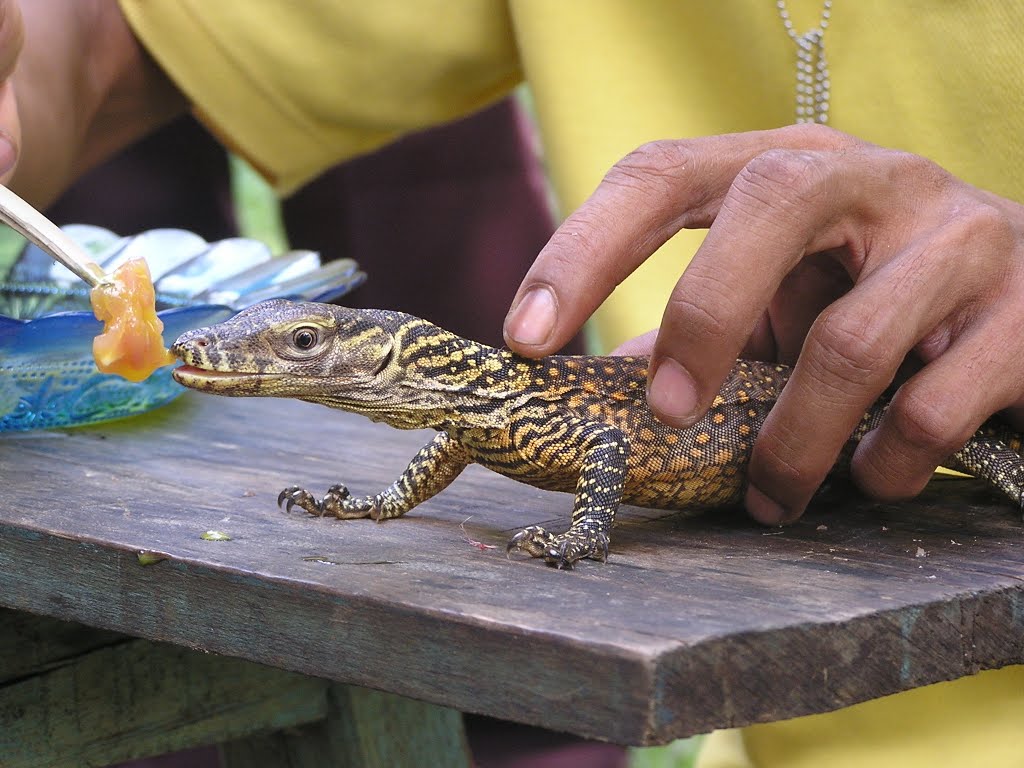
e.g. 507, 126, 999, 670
118, 1, 1024, 765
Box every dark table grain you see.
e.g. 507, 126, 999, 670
1, 393, 1022, 745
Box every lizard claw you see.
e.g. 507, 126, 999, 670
546, 543, 575, 571
506, 526, 556, 559
506, 526, 610, 568
547, 537, 609, 569
542, 530, 610, 568
327, 483, 350, 500
278, 486, 299, 509
505, 529, 528, 554
278, 486, 323, 516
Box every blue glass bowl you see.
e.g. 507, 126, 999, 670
0, 226, 365, 431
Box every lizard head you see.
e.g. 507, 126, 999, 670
171, 299, 399, 400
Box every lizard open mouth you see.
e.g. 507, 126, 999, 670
172, 365, 283, 391
174, 365, 243, 379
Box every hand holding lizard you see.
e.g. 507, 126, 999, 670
504, 124, 1024, 524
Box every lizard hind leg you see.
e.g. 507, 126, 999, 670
507, 422, 627, 569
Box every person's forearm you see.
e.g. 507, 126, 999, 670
11, 0, 187, 206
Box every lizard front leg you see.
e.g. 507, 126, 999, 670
279, 431, 471, 521
508, 422, 629, 569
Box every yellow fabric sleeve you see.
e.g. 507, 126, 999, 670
698, 666, 1024, 768
118, 0, 522, 194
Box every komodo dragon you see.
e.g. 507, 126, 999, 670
172, 299, 1024, 568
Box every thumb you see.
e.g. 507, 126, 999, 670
0, 80, 21, 184
0, 0, 22, 184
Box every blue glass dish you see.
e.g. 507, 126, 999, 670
0, 227, 365, 431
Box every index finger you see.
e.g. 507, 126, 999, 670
647, 145, 867, 427
503, 125, 853, 357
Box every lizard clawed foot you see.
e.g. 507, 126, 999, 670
506, 525, 610, 570
278, 485, 337, 516
277, 484, 379, 520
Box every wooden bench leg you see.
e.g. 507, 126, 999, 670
220, 683, 472, 768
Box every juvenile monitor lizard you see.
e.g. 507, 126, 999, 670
172, 299, 1024, 569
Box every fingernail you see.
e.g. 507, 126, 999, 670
746, 484, 797, 526
647, 357, 698, 425
505, 287, 556, 347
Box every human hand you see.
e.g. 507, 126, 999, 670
503, 124, 1024, 524
0, 0, 188, 205
0, 0, 23, 184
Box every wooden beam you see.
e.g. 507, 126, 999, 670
221, 684, 471, 768
0, 617, 327, 768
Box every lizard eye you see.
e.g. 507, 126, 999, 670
292, 327, 319, 350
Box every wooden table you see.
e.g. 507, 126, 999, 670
2, 392, 1023, 766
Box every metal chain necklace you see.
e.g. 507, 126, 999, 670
776, 0, 833, 124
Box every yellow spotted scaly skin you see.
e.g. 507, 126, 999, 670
172, 299, 1024, 569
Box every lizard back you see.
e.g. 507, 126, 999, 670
448, 354, 790, 510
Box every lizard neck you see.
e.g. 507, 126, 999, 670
300, 314, 539, 431
386, 317, 537, 430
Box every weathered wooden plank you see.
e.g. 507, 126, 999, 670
0, 608, 124, 684
0, 629, 328, 768
0, 522, 655, 743
2, 393, 1023, 743
220, 684, 471, 768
